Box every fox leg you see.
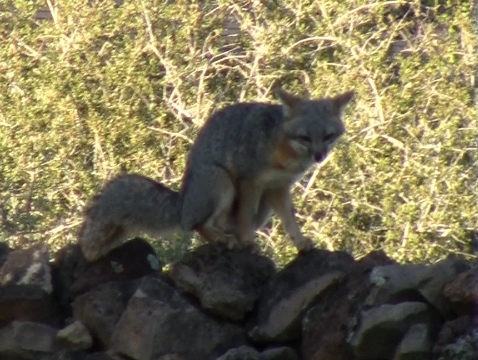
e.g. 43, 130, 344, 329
235, 180, 263, 249
266, 187, 315, 252
254, 193, 273, 230
180, 167, 239, 248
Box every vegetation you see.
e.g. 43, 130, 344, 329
0, 0, 476, 265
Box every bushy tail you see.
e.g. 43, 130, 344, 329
79, 174, 182, 262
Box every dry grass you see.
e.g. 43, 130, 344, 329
0, 0, 476, 265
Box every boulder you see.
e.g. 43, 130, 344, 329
56, 320, 93, 351
110, 276, 248, 360
215, 346, 298, 360
367, 257, 469, 316
0, 284, 57, 328
0, 244, 61, 327
0, 242, 11, 268
249, 249, 355, 343
301, 250, 394, 360
168, 244, 276, 320
53, 239, 162, 300
72, 279, 142, 348
215, 346, 260, 360
349, 302, 431, 359
443, 267, 478, 316
433, 315, 478, 359
0, 320, 58, 359
392, 323, 432, 360
260, 346, 298, 360
0, 244, 52, 293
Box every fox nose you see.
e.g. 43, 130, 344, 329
314, 151, 327, 162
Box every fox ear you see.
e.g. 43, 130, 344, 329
275, 87, 302, 119
331, 91, 355, 115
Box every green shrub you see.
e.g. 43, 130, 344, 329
0, 0, 476, 264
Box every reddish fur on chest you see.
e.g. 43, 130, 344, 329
271, 135, 299, 170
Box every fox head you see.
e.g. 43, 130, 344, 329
275, 87, 354, 165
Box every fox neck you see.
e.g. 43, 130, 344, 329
271, 134, 314, 174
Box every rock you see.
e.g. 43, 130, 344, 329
433, 315, 478, 359
0, 242, 11, 268
0, 244, 58, 326
53, 239, 162, 301
301, 250, 394, 360
168, 244, 276, 320
349, 302, 431, 359
0, 244, 52, 293
51, 244, 89, 317
393, 323, 432, 360
215, 346, 298, 360
110, 276, 248, 360
85, 353, 123, 360
0, 284, 57, 327
42, 352, 123, 360
443, 267, 478, 316
367, 257, 469, 316
215, 346, 260, 360
40, 350, 90, 360
434, 326, 478, 360
260, 347, 298, 360
56, 320, 93, 351
0, 320, 58, 359
72, 279, 142, 348
249, 249, 354, 343
156, 355, 187, 360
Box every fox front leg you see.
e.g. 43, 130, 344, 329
235, 179, 263, 252
266, 187, 315, 252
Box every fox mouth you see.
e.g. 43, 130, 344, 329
314, 151, 328, 163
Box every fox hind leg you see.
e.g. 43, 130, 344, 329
180, 166, 239, 248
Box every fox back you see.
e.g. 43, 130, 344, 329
184, 89, 354, 188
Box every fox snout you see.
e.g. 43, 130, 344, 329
314, 151, 328, 163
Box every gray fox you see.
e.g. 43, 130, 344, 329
79, 87, 354, 261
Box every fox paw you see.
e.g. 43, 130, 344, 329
240, 239, 262, 254
222, 233, 241, 249
295, 236, 315, 252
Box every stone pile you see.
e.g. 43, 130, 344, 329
0, 238, 476, 360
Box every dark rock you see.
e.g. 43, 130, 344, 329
41, 352, 123, 360
168, 244, 276, 320
72, 279, 142, 348
349, 302, 432, 359
40, 350, 90, 360
51, 244, 89, 317
260, 346, 299, 360
0, 242, 12, 268
0, 244, 60, 327
393, 323, 432, 360
367, 257, 470, 316
249, 249, 355, 344
156, 355, 187, 360
215, 346, 260, 360
0, 244, 52, 293
85, 352, 123, 360
215, 346, 299, 360
56, 320, 93, 351
434, 326, 478, 360
0, 320, 59, 360
443, 267, 478, 316
433, 315, 478, 359
301, 250, 394, 360
0, 284, 57, 327
110, 276, 248, 360
53, 239, 162, 301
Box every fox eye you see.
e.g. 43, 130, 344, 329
324, 133, 336, 142
296, 135, 311, 143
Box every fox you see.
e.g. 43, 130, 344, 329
79, 87, 355, 262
